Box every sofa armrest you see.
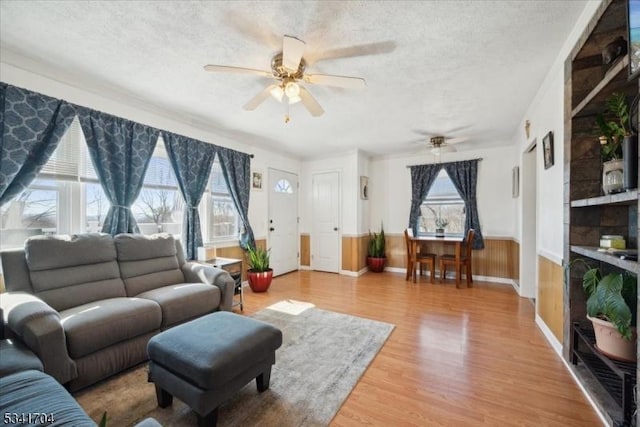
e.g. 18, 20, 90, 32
0, 292, 77, 384
181, 262, 235, 311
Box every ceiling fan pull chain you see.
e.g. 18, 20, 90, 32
285, 100, 291, 123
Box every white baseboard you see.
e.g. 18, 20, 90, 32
299, 265, 311, 271
535, 314, 562, 356
385, 267, 515, 287
535, 315, 608, 427
340, 269, 360, 277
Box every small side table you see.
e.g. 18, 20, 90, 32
204, 257, 243, 311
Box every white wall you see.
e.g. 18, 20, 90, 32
514, 0, 601, 265
0, 61, 301, 242
369, 145, 518, 237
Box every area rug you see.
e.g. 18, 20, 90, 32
75, 306, 394, 426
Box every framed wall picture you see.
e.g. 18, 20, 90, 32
512, 166, 519, 198
360, 176, 369, 200
252, 171, 263, 191
543, 131, 554, 169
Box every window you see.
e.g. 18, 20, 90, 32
205, 159, 239, 242
274, 179, 293, 193
131, 140, 183, 236
418, 169, 465, 235
0, 120, 239, 251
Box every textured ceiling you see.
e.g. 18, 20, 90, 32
0, 1, 589, 159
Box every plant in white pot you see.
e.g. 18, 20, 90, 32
583, 266, 637, 362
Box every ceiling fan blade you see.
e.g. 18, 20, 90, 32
283, 35, 306, 72
298, 87, 324, 117
309, 41, 396, 64
445, 136, 470, 144
243, 84, 278, 111
303, 73, 366, 89
204, 64, 272, 77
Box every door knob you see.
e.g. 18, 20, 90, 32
333, 227, 338, 231
270, 227, 275, 231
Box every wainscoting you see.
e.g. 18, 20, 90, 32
216, 239, 266, 281
537, 254, 564, 342
301, 233, 519, 280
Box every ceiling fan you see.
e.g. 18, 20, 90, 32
410, 128, 470, 155
204, 35, 367, 121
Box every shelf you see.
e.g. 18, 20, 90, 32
572, 324, 636, 426
570, 246, 639, 273
571, 55, 629, 118
571, 190, 638, 207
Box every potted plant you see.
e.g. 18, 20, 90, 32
367, 224, 386, 273
427, 206, 448, 236
596, 92, 637, 194
246, 244, 273, 292
582, 264, 637, 362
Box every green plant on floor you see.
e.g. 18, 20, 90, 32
368, 224, 386, 258
99, 412, 107, 427
246, 244, 271, 272
577, 260, 638, 340
596, 92, 632, 161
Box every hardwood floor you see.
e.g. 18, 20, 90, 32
243, 270, 601, 427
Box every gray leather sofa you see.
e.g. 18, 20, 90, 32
0, 233, 235, 391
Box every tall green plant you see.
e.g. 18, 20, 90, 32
246, 245, 271, 272
368, 224, 386, 258
596, 92, 632, 161
582, 266, 637, 340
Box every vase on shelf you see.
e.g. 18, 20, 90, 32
602, 159, 623, 195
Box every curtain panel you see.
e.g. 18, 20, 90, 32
0, 83, 77, 206
408, 163, 442, 234
216, 147, 255, 250
163, 132, 216, 260
443, 159, 484, 249
77, 107, 159, 235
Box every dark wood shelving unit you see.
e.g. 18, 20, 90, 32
563, 0, 639, 425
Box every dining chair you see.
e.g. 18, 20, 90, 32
440, 228, 475, 287
404, 228, 436, 283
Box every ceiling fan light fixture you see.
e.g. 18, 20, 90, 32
284, 81, 301, 98
288, 95, 302, 105
270, 85, 284, 102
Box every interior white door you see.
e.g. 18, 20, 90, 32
268, 168, 299, 276
311, 171, 340, 273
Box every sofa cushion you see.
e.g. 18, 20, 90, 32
60, 297, 161, 359
115, 234, 185, 296
24, 234, 126, 311
137, 283, 221, 328
25, 233, 116, 270
0, 370, 96, 426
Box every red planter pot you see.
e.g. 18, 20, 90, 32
247, 269, 274, 292
367, 257, 386, 273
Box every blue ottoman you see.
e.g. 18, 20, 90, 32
147, 312, 282, 427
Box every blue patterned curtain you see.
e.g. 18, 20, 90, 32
163, 132, 216, 260
0, 83, 77, 206
408, 163, 442, 234
216, 147, 255, 250
443, 159, 484, 249
77, 107, 159, 235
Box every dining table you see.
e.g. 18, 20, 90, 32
407, 234, 466, 288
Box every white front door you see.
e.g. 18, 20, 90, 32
311, 171, 340, 273
268, 168, 299, 276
